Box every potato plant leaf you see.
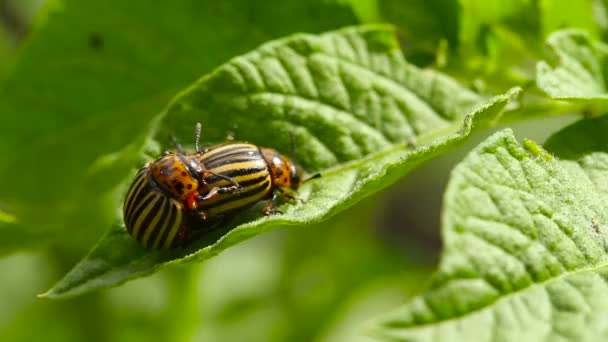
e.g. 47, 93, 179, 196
41, 25, 519, 299
537, 29, 608, 110
0, 0, 358, 254
371, 124, 608, 341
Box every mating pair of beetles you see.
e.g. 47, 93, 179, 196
123, 123, 319, 249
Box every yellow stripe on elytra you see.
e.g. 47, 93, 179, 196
141, 197, 167, 247
153, 199, 180, 249
232, 170, 268, 183
202, 173, 270, 206
203, 178, 270, 209
205, 169, 268, 189
162, 204, 183, 249
209, 160, 266, 175
202, 144, 253, 160
125, 173, 147, 222
151, 204, 171, 249
131, 193, 161, 240
207, 182, 271, 215
127, 191, 155, 233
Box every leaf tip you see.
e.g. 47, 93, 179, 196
506, 86, 523, 98
0, 207, 17, 224
37, 288, 68, 300
36, 292, 49, 299
363, 28, 400, 52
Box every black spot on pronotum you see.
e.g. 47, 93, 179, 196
187, 184, 193, 190
89, 33, 103, 50
181, 171, 187, 176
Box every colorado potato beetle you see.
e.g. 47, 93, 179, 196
123, 123, 319, 249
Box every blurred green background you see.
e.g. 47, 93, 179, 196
0, 0, 583, 341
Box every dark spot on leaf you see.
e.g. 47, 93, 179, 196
89, 33, 103, 50
592, 221, 600, 233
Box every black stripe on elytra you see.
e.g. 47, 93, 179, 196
156, 202, 179, 248
202, 145, 255, 164
128, 194, 156, 232
135, 195, 165, 242
127, 179, 151, 226
205, 156, 261, 169
125, 183, 147, 232
125, 171, 147, 222
205, 165, 268, 184
198, 180, 270, 210
236, 175, 270, 187
142, 197, 167, 247
149, 200, 173, 248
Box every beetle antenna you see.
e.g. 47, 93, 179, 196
289, 131, 297, 161
195, 122, 202, 153
303, 173, 321, 183
170, 134, 183, 152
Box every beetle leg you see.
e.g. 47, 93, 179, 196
198, 185, 242, 201
280, 189, 303, 203
263, 192, 283, 216
197, 210, 209, 221
202, 170, 241, 190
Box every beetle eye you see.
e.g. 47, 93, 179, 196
290, 165, 301, 188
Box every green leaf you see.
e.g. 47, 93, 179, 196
40, 25, 519, 299
594, 0, 608, 39
371, 127, 608, 341
544, 114, 608, 205
453, 0, 542, 87
537, 29, 608, 110
0, 0, 358, 252
544, 114, 608, 159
